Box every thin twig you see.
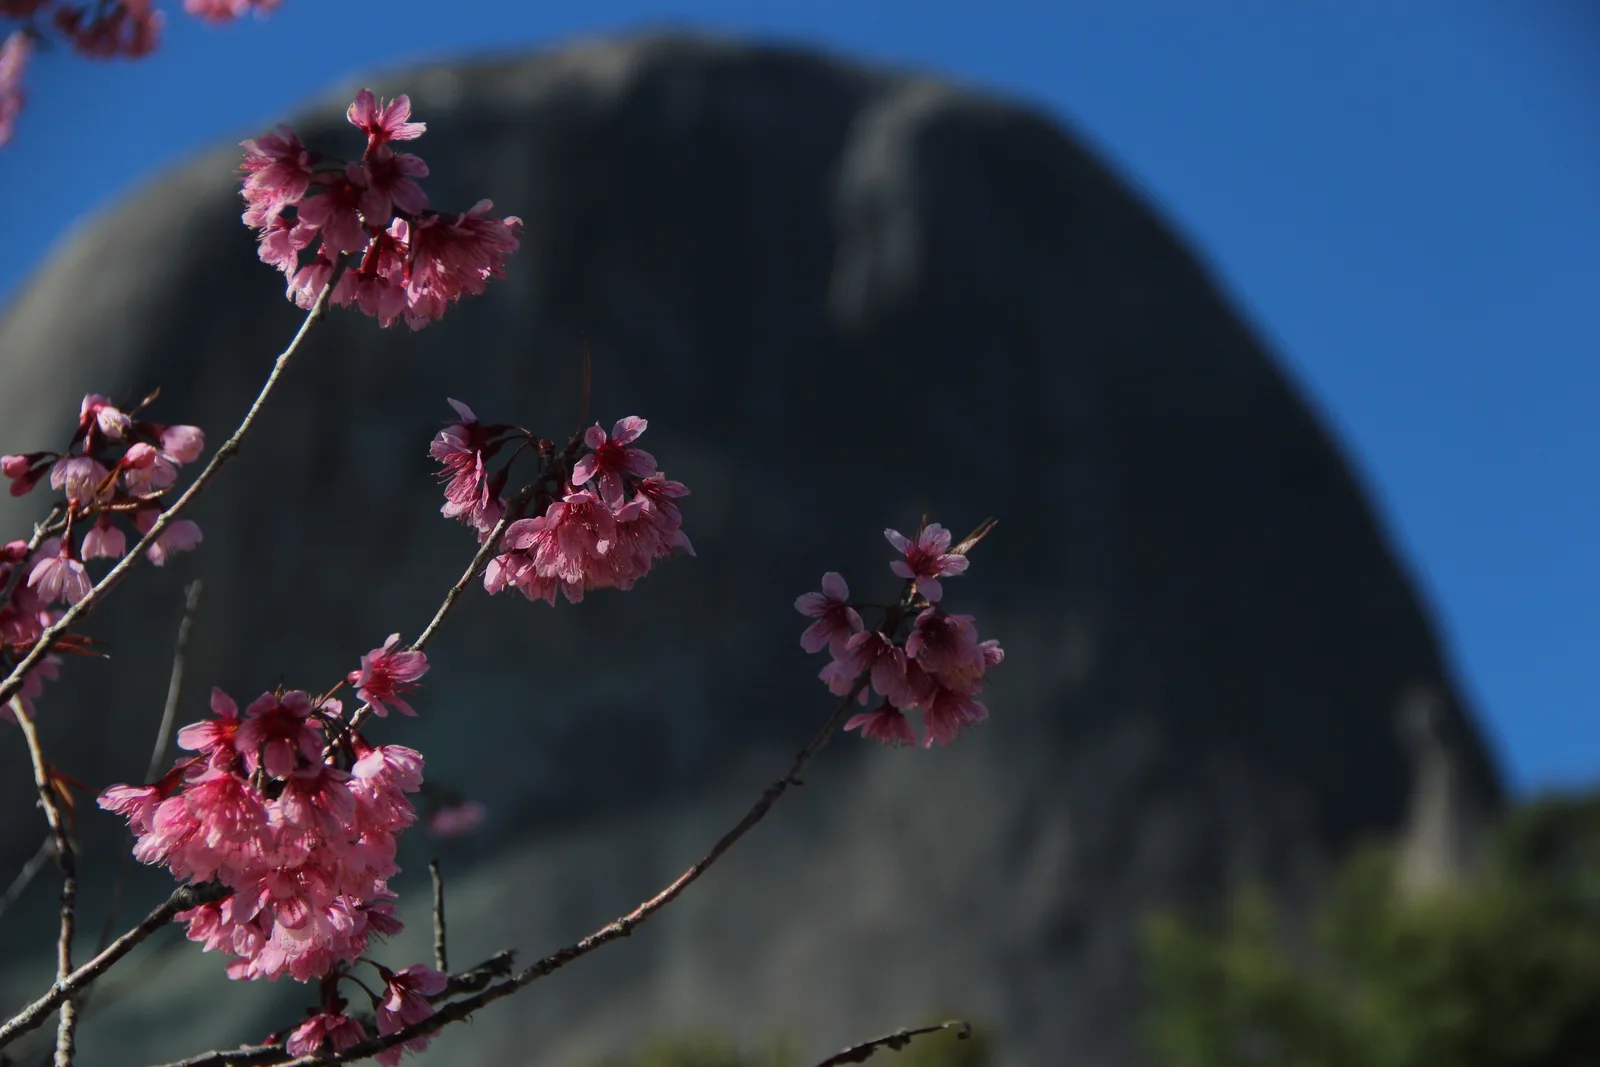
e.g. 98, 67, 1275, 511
264, 683, 866, 1067
812, 1020, 972, 1066
96, 580, 203, 956
0, 836, 53, 923
8, 697, 80, 1066
0, 881, 228, 1051
145, 953, 516, 1067
136, 683, 866, 1067
0, 282, 335, 713
342, 487, 531, 739
428, 859, 448, 973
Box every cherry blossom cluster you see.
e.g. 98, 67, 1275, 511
1, 393, 203, 721
2, 392, 205, 594
240, 89, 522, 330
95, 634, 448, 1060
428, 401, 694, 605
797, 523, 1004, 748
0, 1, 278, 146
283, 964, 448, 1064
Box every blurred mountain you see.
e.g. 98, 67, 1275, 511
0, 32, 1501, 1067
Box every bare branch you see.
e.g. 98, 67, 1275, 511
0, 882, 228, 1051
429, 859, 448, 973
0, 281, 335, 713
812, 1020, 972, 1066
9, 696, 81, 1066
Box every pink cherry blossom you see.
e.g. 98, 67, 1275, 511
79, 393, 130, 440
350, 146, 429, 226
1, 657, 58, 725
159, 424, 206, 464
376, 964, 448, 1065
0, 30, 29, 148
572, 417, 656, 505
395, 201, 523, 330
176, 687, 241, 754
427, 800, 486, 838
918, 686, 990, 748
49, 455, 110, 505
27, 539, 91, 605
184, 0, 280, 23
81, 515, 127, 560
2, 452, 44, 495
295, 175, 368, 255
120, 441, 179, 494
429, 399, 505, 532
347, 89, 426, 147
349, 634, 429, 717
842, 629, 914, 707
884, 524, 969, 603
133, 508, 203, 565
54, 0, 162, 58
844, 703, 918, 747
795, 571, 863, 657
287, 1009, 368, 1057
235, 690, 323, 778
239, 125, 315, 228
905, 608, 986, 692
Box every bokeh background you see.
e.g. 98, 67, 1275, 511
4, 0, 1597, 790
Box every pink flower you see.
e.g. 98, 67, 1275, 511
427, 800, 485, 838
176, 687, 240, 754
235, 690, 323, 778
81, 515, 127, 560
184, 0, 280, 23
0, 30, 30, 148
159, 424, 206, 464
286, 253, 336, 310
394, 201, 522, 330
3, 452, 47, 496
795, 571, 863, 657
905, 609, 986, 692
350, 146, 428, 226
295, 174, 368, 254
347, 89, 426, 148
918, 686, 989, 748
120, 441, 179, 494
133, 509, 203, 565
884, 524, 969, 602
844, 703, 918, 747
842, 630, 913, 706
239, 125, 315, 228
49, 455, 110, 505
54, 0, 162, 58
348, 634, 428, 717
79, 393, 130, 440
27, 539, 91, 606
572, 417, 656, 505
287, 1009, 367, 1057
376, 964, 448, 1064
430, 399, 505, 532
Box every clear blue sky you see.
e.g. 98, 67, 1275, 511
1, 2, 1596, 794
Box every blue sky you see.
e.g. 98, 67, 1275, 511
1, 2, 1596, 793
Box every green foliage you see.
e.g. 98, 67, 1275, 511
1145, 788, 1600, 1067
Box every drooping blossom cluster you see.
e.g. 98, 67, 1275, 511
427, 401, 694, 605
3, 392, 205, 599
1, 1, 279, 146
97, 634, 437, 991
797, 522, 1003, 748
1, 393, 203, 721
239, 89, 521, 330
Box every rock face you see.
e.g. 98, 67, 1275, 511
0, 32, 1502, 1067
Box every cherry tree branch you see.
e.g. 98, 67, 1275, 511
0, 881, 229, 1050
811, 1020, 972, 1066
9, 697, 80, 1065
0, 282, 335, 713
138, 682, 866, 1067
428, 859, 448, 973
